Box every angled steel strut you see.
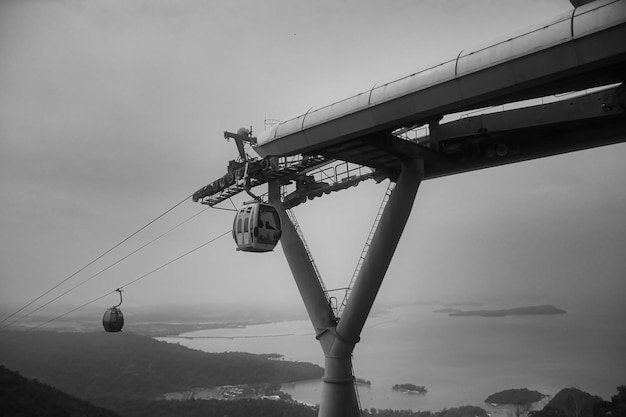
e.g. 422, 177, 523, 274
269, 158, 424, 416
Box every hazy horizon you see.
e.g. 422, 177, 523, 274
2, 293, 624, 329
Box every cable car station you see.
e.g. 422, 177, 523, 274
192, 1, 625, 415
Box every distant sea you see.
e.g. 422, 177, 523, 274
157, 304, 626, 412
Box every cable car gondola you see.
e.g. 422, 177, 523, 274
233, 202, 281, 252
103, 289, 124, 332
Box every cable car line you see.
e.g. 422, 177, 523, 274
0, 290, 116, 344
116, 229, 230, 291
0, 229, 231, 343
0, 206, 211, 331
0, 194, 191, 326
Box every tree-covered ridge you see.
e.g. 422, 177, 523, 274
0, 364, 489, 417
0, 363, 489, 417
485, 388, 547, 405
0, 366, 122, 417
529, 386, 626, 417
4, 355, 624, 417
0, 330, 322, 401
3, 330, 623, 417
361, 405, 488, 417
392, 383, 427, 393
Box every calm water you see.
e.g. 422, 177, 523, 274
157, 304, 626, 411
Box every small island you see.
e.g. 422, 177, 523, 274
485, 388, 547, 405
435, 304, 566, 317
433, 308, 464, 314
393, 383, 427, 394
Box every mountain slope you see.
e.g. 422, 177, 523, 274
0, 330, 323, 401
0, 365, 122, 417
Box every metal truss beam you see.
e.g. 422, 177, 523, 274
312, 84, 626, 180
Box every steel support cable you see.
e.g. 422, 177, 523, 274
0, 229, 231, 344
0, 194, 192, 326
117, 229, 230, 291
0, 291, 116, 344
0, 206, 211, 330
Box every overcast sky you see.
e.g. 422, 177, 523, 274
1, 0, 625, 324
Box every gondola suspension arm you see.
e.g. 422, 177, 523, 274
243, 161, 262, 202
112, 288, 123, 308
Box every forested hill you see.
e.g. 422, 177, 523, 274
0, 330, 322, 401
0, 365, 122, 417
0, 363, 490, 417
0, 365, 320, 417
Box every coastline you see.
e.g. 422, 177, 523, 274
156, 304, 625, 412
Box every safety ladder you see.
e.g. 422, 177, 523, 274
352, 355, 364, 416
337, 181, 396, 318
287, 207, 363, 414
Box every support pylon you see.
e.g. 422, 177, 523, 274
270, 159, 424, 416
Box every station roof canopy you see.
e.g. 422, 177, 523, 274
254, 0, 626, 179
